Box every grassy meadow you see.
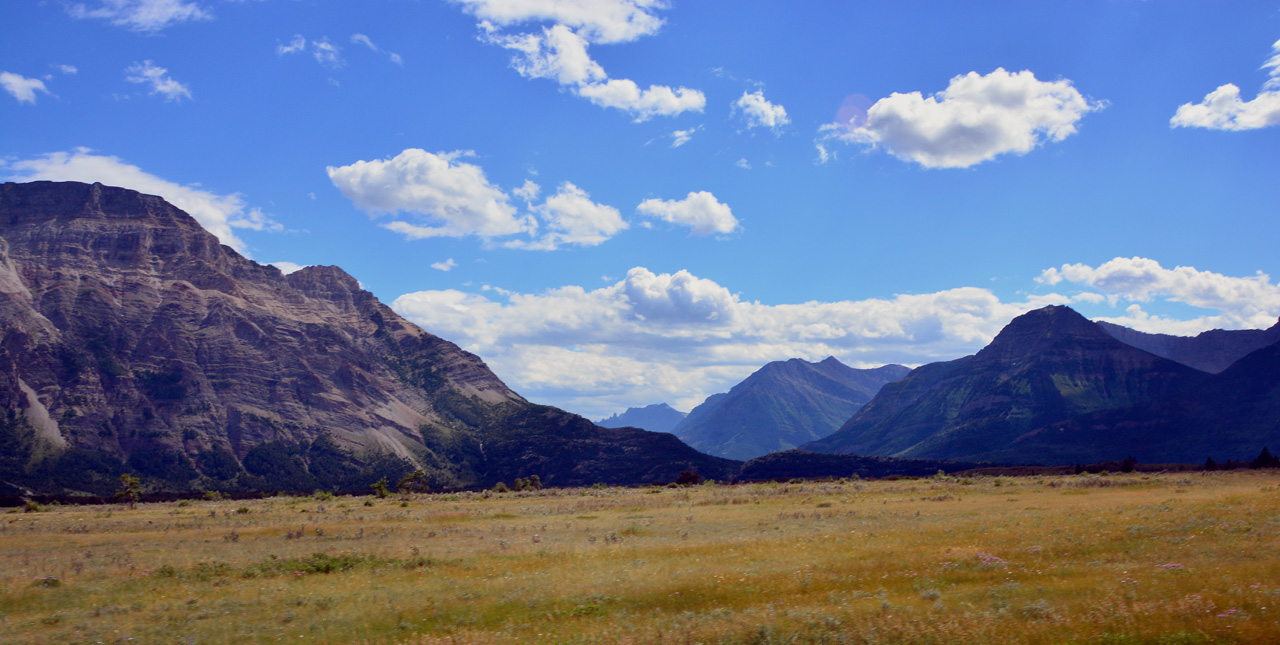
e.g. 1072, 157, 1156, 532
2, 471, 1279, 644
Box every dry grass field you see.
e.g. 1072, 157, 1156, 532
3, 470, 1279, 644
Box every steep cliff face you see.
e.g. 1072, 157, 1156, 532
0, 182, 737, 493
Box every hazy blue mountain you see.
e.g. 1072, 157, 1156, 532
1097, 319, 1280, 373
597, 403, 687, 435
807, 305, 1280, 465
672, 358, 910, 461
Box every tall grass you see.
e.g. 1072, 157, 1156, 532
1, 471, 1278, 643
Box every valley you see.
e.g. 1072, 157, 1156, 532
3, 470, 1279, 643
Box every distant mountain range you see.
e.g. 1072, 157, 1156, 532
671, 358, 910, 461
0, 181, 737, 495
1096, 320, 1280, 373
807, 305, 1280, 465
596, 403, 686, 435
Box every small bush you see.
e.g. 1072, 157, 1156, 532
203, 491, 223, 501
313, 490, 335, 501
23, 500, 43, 513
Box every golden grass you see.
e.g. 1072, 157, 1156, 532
2, 471, 1279, 643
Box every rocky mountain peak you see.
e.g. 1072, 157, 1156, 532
977, 305, 1111, 362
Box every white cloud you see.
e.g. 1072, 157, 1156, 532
55, 65, 78, 75
508, 182, 628, 250
474, 9, 704, 120
327, 149, 530, 239
1037, 257, 1280, 330
392, 259, 1278, 418
311, 39, 344, 69
392, 266, 1069, 417
431, 258, 459, 272
270, 261, 307, 275
513, 179, 541, 202
636, 191, 738, 235
575, 78, 705, 121
735, 158, 751, 169
229, 207, 284, 232
4, 148, 282, 254
1171, 84, 1280, 131
1171, 39, 1280, 131
351, 33, 402, 65
330, 149, 633, 250
490, 24, 605, 85
277, 35, 307, 55
452, 0, 665, 44
125, 61, 191, 102
1, 72, 50, 104
819, 68, 1103, 168
69, 0, 210, 32
671, 127, 696, 147
733, 90, 789, 132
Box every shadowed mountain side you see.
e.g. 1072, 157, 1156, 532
596, 403, 686, 435
1011, 337, 1280, 464
674, 358, 910, 461
1097, 319, 1280, 374
806, 306, 1206, 464
0, 181, 737, 494
738, 450, 986, 481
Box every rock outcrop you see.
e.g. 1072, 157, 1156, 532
0, 181, 738, 494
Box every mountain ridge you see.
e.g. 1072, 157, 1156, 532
807, 305, 1279, 465
0, 181, 738, 494
673, 357, 910, 461
596, 403, 686, 435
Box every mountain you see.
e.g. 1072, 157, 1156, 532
1097, 319, 1280, 373
806, 306, 1207, 463
671, 358, 910, 461
1017, 336, 1280, 464
0, 181, 738, 495
596, 403, 686, 434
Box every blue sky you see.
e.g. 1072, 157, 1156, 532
3, 0, 1279, 419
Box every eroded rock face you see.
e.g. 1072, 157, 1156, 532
0, 181, 738, 493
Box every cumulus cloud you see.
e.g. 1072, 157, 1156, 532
513, 179, 541, 202
636, 191, 738, 235
69, 0, 210, 32
1, 72, 50, 104
469, 5, 704, 120
327, 149, 529, 239
125, 61, 191, 102
4, 148, 282, 254
1037, 257, 1280, 330
1171, 39, 1280, 131
509, 183, 628, 250
328, 149, 626, 249
392, 266, 1070, 417
671, 127, 696, 147
733, 90, 789, 132
54, 65, 78, 75
452, 0, 665, 44
819, 68, 1103, 168
431, 258, 459, 272
393, 260, 1278, 417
